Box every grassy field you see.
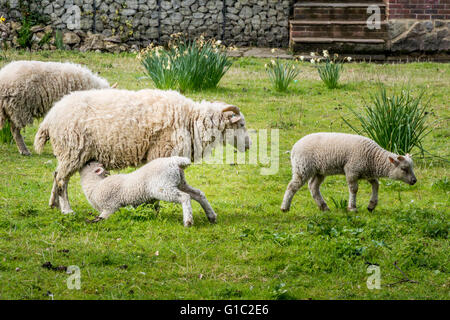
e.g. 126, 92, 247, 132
0, 50, 448, 300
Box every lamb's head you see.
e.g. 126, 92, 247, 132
388, 154, 417, 185
80, 161, 109, 180
221, 105, 251, 152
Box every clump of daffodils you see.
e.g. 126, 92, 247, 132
138, 33, 232, 92
265, 58, 301, 92
309, 50, 351, 89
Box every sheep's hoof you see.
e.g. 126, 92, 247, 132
61, 209, 74, 215
367, 207, 375, 212
347, 207, 358, 212
20, 150, 31, 156
208, 216, 217, 224
280, 207, 289, 212
184, 220, 194, 227
319, 204, 330, 211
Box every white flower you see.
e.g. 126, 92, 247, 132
347, 56, 352, 62
310, 58, 315, 64
271, 59, 276, 65
323, 50, 329, 57
300, 56, 305, 61
271, 48, 276, 53
310, 52, 316, 57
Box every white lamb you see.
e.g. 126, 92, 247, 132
80, 157, 216, 227
0, 60, 111, 155
281, 132, 417, 212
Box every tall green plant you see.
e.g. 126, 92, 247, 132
311, 51, 350, 89
343, 86, 431, 155
0, 120, 13, 144
54, 30, 65, 50
265, 59, 301, 92
138, 35, 232, 92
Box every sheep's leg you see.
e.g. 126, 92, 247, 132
10, 122, 31, 156
308, 174, 329, 211
58, 176, 73, 214
179, 183, 217, 223
281, 174, 306, 212
49, 171, 60, 209
346, 176, 359, 212
367, 179, 379, 212
54, 165, 76, 214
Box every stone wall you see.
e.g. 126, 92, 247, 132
0, 0, 294, 52
386, 0, 449, 53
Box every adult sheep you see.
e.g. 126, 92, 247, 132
34, 88, 251, 214
0, 60, 110, 155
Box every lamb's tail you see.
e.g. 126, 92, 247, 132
173, 156, 191, 169
34, 121, 50, 154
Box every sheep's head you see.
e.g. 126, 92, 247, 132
222, 105, 251, 152
388, 154, 417, 185
80, 161, 109, 179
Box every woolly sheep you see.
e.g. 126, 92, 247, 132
34, 88, 251, 214
80, 157, 216, 227
281, 132, 417, 212
0, 60, 110, 155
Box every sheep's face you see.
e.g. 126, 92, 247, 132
388, 155, 417, 185
81, 161, 109, 179
222, 105, 251, 152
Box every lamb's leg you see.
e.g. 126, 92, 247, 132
346, 176, 359, 212
367, 179, 379, 212
179, 183, 217, 223
98, 210, 115, 220
10, 122, 31, 156
281, 174, 307, 212
308, 174, 329, 211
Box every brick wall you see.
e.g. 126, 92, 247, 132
387, 0, 450, 20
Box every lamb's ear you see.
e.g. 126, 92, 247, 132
397, 155, 405, 162
94, 167, 105, 175
388, 156, 399, 166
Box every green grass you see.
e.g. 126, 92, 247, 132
0, 50, 449, 300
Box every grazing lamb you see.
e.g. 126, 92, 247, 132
0, 60, 110, 155
34, 89, 251, 214
80, 157, 216, 227
281, 133, 417, 212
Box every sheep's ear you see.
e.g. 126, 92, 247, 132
388, 156, 399, 166
397, 155, 405, 162
95, 167, 104, 175
230, 115, 242, 124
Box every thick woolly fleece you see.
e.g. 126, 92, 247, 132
0, 60, 109, 154
80, 157, 217, 227
34, 88, 250, 214
281, 132, 416, 212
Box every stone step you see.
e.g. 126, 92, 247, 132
290, 21, 387, 39
293, 4, 386, 21
290, 37, 386, 53
294, 0, 385, 3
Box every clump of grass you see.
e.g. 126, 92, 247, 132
311, 51, 350, 89
265, 58, 300, 92
343, 85, 431, 155
330, 197, 348, 210
138, 34, 232, 92
17, 18, 33, 49
0, 120, 13, 144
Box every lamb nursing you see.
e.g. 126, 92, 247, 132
281, 133, 417, 212
35, 88, 251, 214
